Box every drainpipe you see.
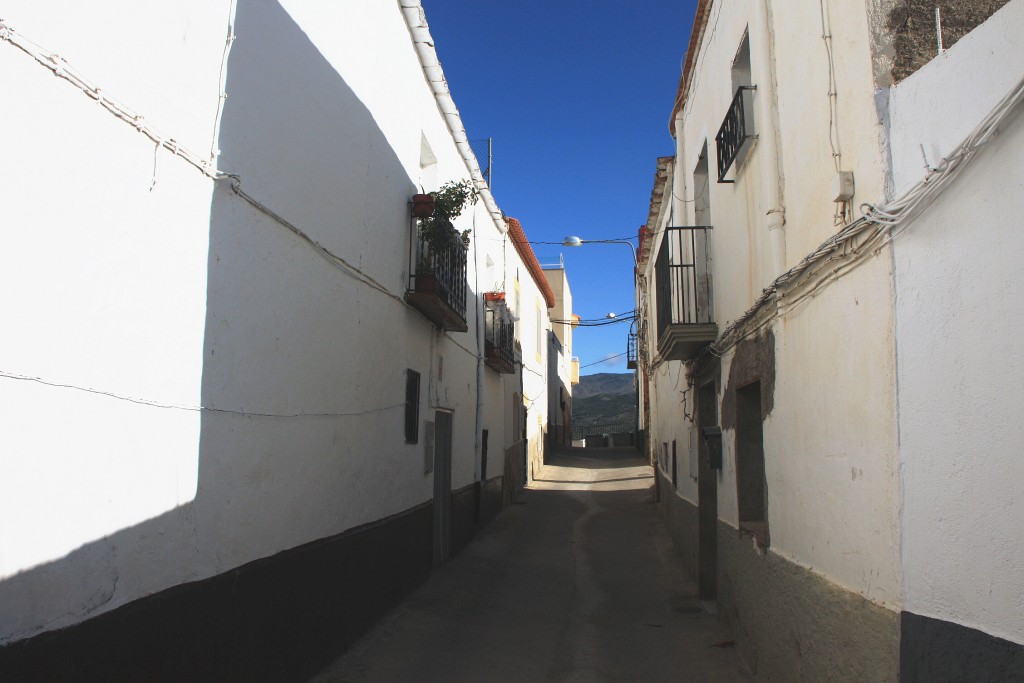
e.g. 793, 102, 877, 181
672, 116, 688, 225
755, 0, 787, 275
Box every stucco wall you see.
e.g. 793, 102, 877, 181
889, 0, 1024, 646
652, 0, 901, 609
0, 0, 525, 644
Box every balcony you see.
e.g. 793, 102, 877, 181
715, 86, 756, 183
484, 297, 515, 374
406, 234, 468, 332
655, 226, 717, 361
627, 332, 638, 369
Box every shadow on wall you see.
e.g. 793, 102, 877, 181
0, 2, 428, 680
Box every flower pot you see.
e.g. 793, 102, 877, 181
411, 194, 435, 218
484, 291, 506, 303
416, 273, 439, 293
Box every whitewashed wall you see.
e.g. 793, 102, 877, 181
0, 0, 519, 643
890, 0, 1024, 645
517, 268, 550, 480
646, 0, 901, 608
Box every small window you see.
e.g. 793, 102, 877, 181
405, 369, 421, 444
716, 31, 757, 182
731, 31, 752, 95
536, 304, 543, 360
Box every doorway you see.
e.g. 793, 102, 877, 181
696, 380, 718, 601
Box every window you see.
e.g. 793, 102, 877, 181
419, 133, 437, 190
735, 381, 768, 546
716, 31, 757, 182
536, 304, 543, 361
731, 31, 752, 96
405, 369, 421, 444
694, 143, 711, 227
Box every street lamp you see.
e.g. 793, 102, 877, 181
562, 236, 637, 265
563, 234, 643, 453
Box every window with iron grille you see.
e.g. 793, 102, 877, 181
405, 369, 421, 444
716, 32, 756, 183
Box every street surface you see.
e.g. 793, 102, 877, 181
311, 447, 750, 682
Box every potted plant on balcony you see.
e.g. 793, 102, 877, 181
417, 179, 477, 253
411, 193, 435, 218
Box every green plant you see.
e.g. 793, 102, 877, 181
418, 179, 477, 250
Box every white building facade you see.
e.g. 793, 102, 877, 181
637, 0, 1023, 680
543, 266, 575, 450
0, 1, 560, 677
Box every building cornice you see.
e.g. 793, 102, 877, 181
508, 218, 556, 309
399, 1, 506, 233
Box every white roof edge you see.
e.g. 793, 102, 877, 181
399, 1, 507, 234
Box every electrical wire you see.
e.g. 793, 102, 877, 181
528, 236, 639, 246
550, 316, 636, 328
689, 70, 1024, 364
208, 0, 237, 165
819, 0, 843, 175
0, 18, 452, 323
0, 369, 406, 418
578, 352, 628, 369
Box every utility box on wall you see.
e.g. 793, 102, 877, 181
702, 426, 722, 470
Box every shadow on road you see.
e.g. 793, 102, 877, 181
311, 443, 750, 682
544, 446, 647, 471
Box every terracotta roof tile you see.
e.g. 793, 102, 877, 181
507, 217, 556, 309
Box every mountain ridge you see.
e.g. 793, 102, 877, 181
574, 372, 634, 399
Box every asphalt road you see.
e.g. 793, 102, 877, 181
310, 447, 750, 682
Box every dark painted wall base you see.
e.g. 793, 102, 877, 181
654, 470, 1024, 681
901, 611, 1024, 683
654, 471, 699, 584
716, 520, 899, 681
451, 476, 504, 556
654, 470, 899, 681
0, 477, 508, 682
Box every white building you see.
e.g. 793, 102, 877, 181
543, 264, 576, 450
504, 217, 558, 487
637, 0, 1024, 679
0, 0, 562, 676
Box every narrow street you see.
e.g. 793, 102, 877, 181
311, 448, 750, 682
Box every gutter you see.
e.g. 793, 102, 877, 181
399, 1, 506, 234
669, 0, 714, 134
507, 218, 556, 308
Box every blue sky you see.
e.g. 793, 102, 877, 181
424, 0, 699, 375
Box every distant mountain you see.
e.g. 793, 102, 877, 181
574, 373, 634, 399
573, 373, 636, 429
573, 393, 636, 428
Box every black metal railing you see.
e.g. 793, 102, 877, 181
627, 332, 638, 369
715, 85, 756, 182
414, 234, 467, 320
484, 301, 515, 371
655, 226, 714, 339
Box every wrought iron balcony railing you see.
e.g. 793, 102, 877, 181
715, 85, 757, 183
655, 226, 717, 361
484, 299, 515, 374
406, 233, 468, 332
